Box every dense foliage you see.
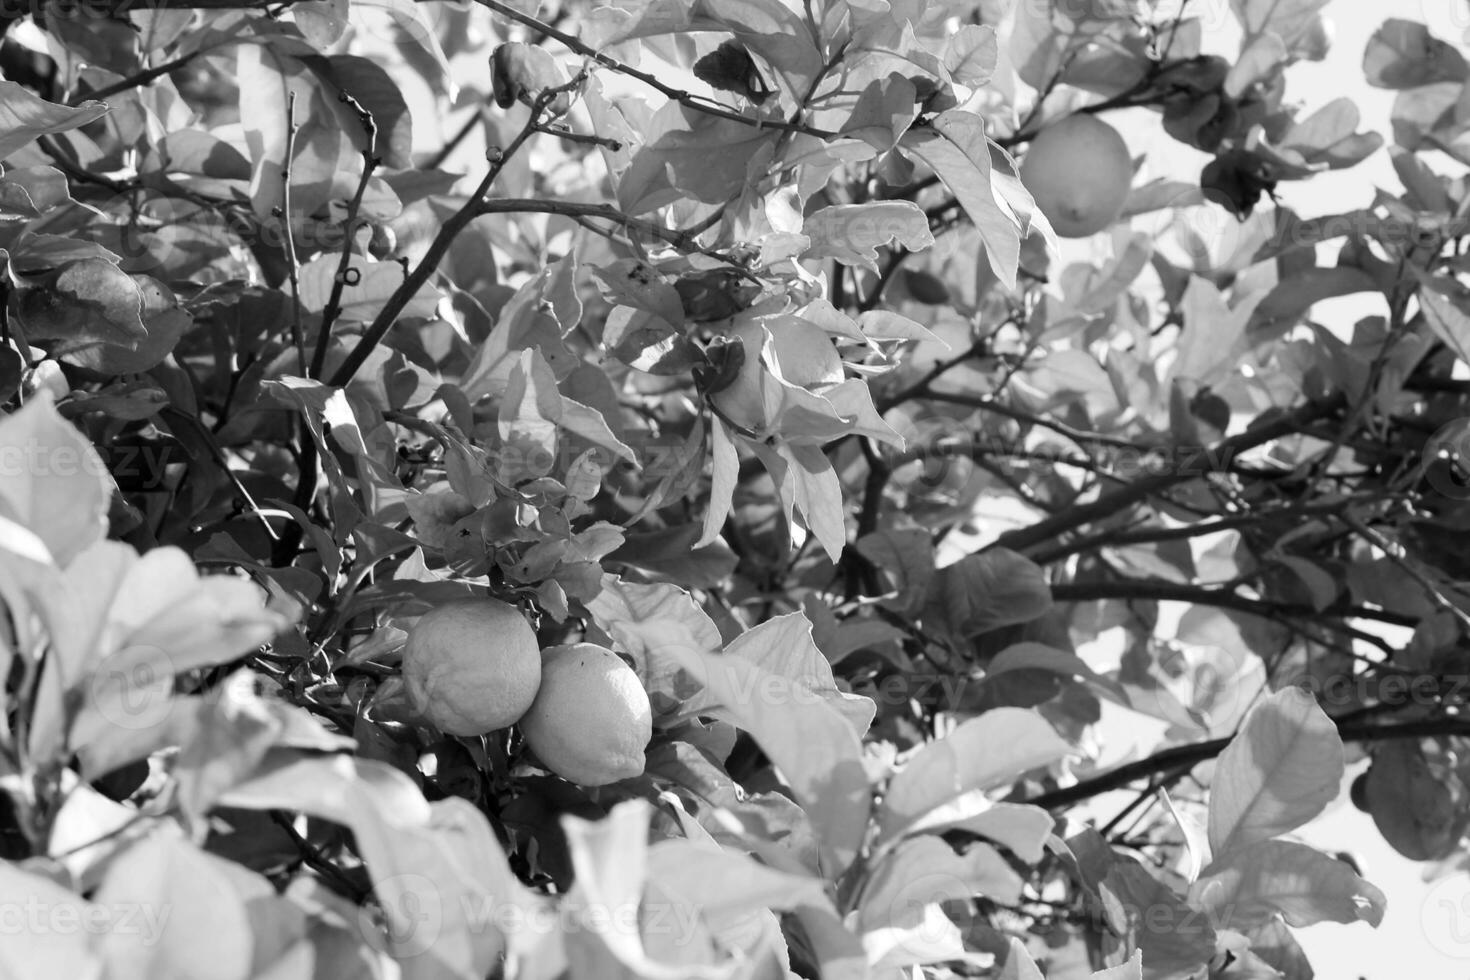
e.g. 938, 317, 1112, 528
2, 0, 1469, 977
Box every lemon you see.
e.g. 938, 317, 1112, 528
518, 644, 653, 786
1018, 114, 1134, 238
401, 598, 541, 736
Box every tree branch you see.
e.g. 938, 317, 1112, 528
990, 398, 1344, 555
1049, 578, 1419, 628
1026, 715, 1470, 811
461, 0, 838, 139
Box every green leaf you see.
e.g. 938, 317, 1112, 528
859, 837, 1023, 936
984, 642, 1133, 709
236, 42, 341, 222
63, 547, 290, 765
0, 862, 104, 977
696, 416, 739, 549
1365, 740, 1463, 861
900, 111, 1023, 290
353, 0, 458, 97
65, 275, 192, 374
11, 258, 147, 350
774, 440, 849, 561
1192, 839, 1386, 929
840, 74, 921, 152
1417, 273, 1470, 364
1273, 98, 1384, 171
1092, 951, 1144, 980
1171, 276, 1263, 386
1363, 19, 1467, 89
683, 648, 872, 876
586, 574, 725, 714
719, 612, 876, 737
220, 754, 524, 976
855, 528, 936, 615
802, 202, 935, 271
559, 800, 718, 980
1231, 0, 1330, 47
94, 831, 256, 980
0, 392, 109, 568
1249, 266, 1376, 337
644, 837, 851, 968
1207, 687, 1343, 858
944, 24, 998, 86
611, 524, 738, 587
498, 348, 563, 482
291, 0, 350, 48
0, 81, 108, 161
1100, 859, 1216, 980
299, 53, 414, 168
922, 547, 1052, 639
877, 708, 1070, 844
999, 937, 1045, 980
617, 105, 781, 214
586, 0, 822, 92
604, 306, 703, 375
298, 253, 442, 322
592, 259, 687, 328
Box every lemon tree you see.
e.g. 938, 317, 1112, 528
3, 2, 1469, 979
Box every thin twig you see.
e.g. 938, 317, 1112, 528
328, 77, 584, 388
1027, 715, 1470, 811
465, 0, 838, 139
279, 92, 307, 376
67, 48, 209, 106
314, 91, 380, 380
1341, 514, 1470, 631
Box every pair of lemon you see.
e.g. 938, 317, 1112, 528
401, 599, 652, 786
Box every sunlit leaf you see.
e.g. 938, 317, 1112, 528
1207, 687, 1343, 858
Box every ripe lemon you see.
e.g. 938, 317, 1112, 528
402, 598, 541, 736
1018, 114, 1134, 238
518, 643, 653, 786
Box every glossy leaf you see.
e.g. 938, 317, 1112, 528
877, 708, 1070, 843
1192, 839, 1386, 930
1207, 687, 1343, 858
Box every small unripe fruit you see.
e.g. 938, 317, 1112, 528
1019, 114, 1134, 238
490, 42, 571, 116
1350, 772, 1369, 812
401, 598, 541, 736
518, 643, 652, 786
708, 315, 844, 435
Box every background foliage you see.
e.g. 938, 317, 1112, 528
2, 0, 1470, 977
